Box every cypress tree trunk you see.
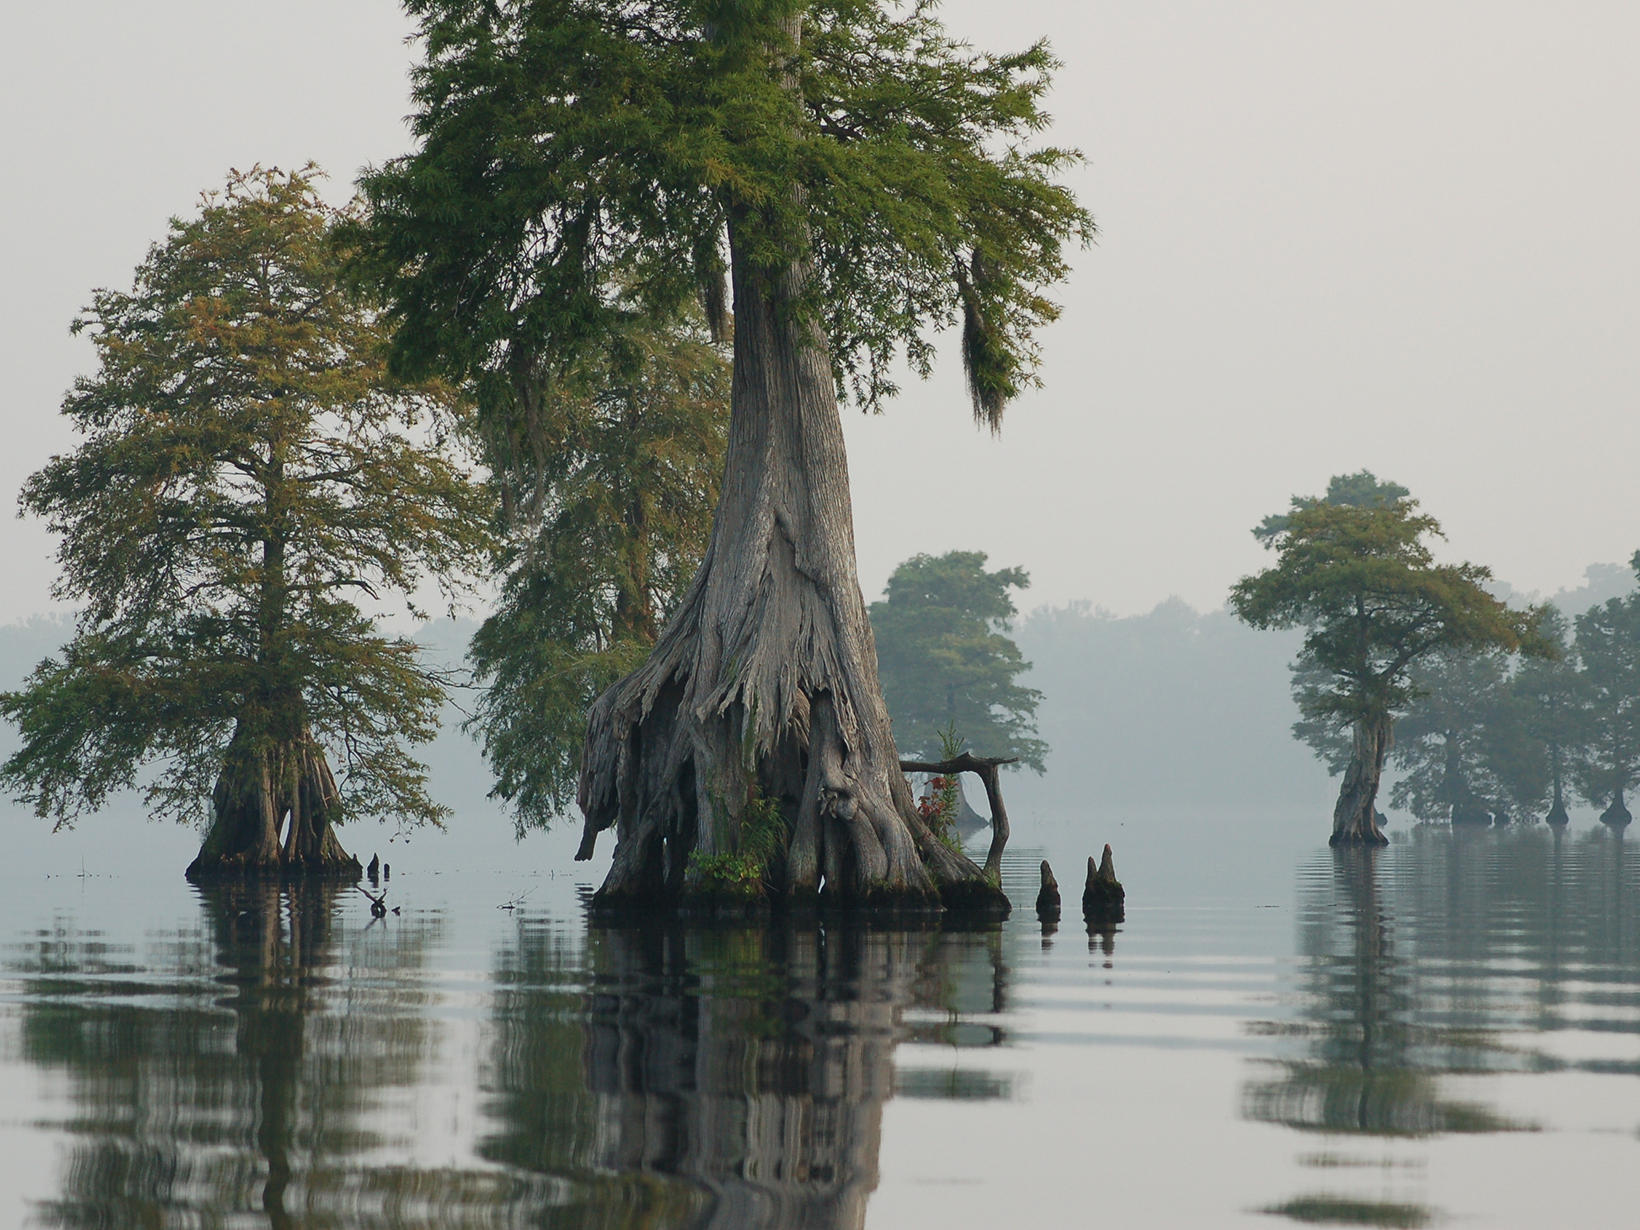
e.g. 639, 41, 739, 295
1600, 789, 1632, 830
1330, 715, 1392, 846
575, 217, 1004, 914
187, 723, 361, 881
1545, 746, 1569, 827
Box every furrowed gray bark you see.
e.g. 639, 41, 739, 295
575, 208, 1004, 913
1330, 716, 1392, 847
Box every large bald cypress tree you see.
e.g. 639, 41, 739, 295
359, 0, 1089, 909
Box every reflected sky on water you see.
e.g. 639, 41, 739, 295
2, 822, 1638, 1228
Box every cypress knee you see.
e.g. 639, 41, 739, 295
1036, 860, 1061, 921
1082, 845, 1125, 923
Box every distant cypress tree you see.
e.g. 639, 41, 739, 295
868, 551, 1047, 770
1233, 476, 1546, 844
1570, 555, 1640, 828
1512, 606, 1579, 825
1389, 650, 1540, 825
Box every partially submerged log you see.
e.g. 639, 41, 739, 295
1035, 860, 1060, 921
1082, 845, 1125, 924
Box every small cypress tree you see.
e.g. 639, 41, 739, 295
1233, 476, 1544, 845
0, 168, 491, 877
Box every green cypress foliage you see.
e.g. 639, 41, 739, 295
868, 551, 1047, 770
0, 167, 491, 833
464, 318, 729, 832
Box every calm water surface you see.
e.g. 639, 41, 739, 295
1, 823, 1637, 1228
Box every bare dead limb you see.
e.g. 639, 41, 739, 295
899, 754, 1017, 881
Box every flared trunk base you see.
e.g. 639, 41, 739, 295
1330, 716, 1392, 847
186, 728, 361, 883
1600, 795, 1632, 830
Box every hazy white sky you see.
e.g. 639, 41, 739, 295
3, 1, 1636, 624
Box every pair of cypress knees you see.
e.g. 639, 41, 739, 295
1036, 845, 1124, 923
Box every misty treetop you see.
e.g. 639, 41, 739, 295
1232, 472, 1545, 844
1254, 470, 1410, 545
0, 167, 491, 875
869, 550, 1046, 770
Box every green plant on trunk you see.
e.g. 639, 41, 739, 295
1231, 472, 1546, 846
687, 787, 790, 896
0, 167, 491, 878
910, 724, 966, 855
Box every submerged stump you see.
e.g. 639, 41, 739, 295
1082, 845, 1125, 924
1035, 860, 1061, 922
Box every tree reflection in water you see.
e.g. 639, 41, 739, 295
482, 919, 1012, 1230
16, 881, 451, 1228
1246, 828, 1640, 1222
12, 883, 1014, 1228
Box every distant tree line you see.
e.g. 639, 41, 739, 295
1372, 573, 1640, 828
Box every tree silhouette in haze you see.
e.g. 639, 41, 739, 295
1232, 473, 1543, 844
868, 550, 1047, 771
1569, 553, 1640, 829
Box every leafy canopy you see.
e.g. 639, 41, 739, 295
355, 0, 1092, 426
1231, 479, 1544, 733
868, 550, 1046, 769
466, 314, 729, 832
0, 167, 491, 830
1254, 469, 1410, 545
